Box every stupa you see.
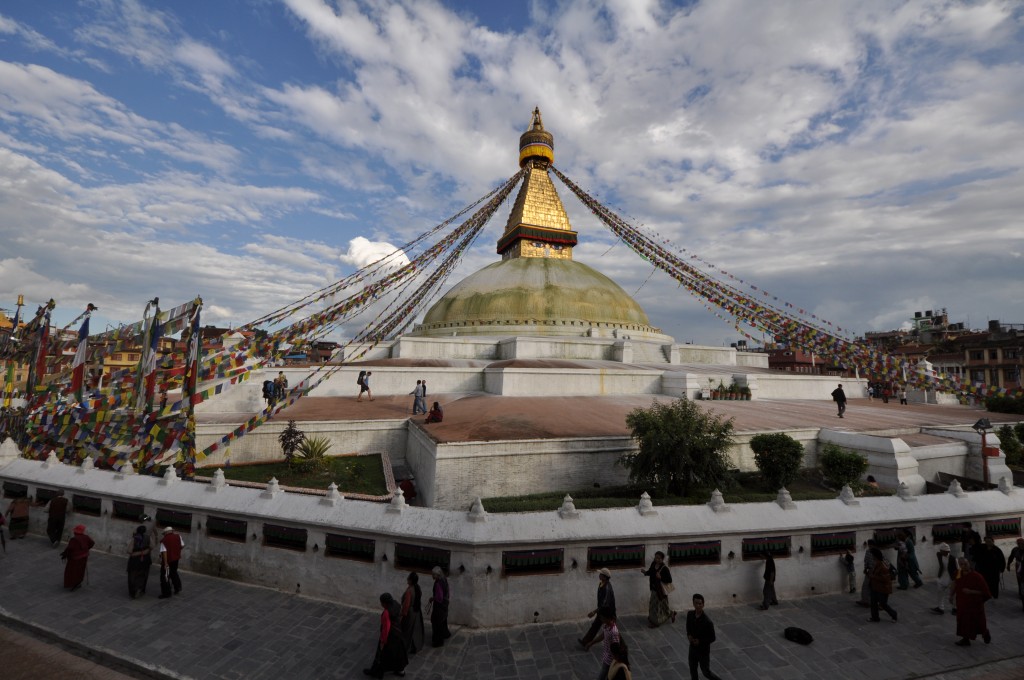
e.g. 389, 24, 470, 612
413, 108, 671, 343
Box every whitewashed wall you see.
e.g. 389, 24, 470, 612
3, 456, 1020, 628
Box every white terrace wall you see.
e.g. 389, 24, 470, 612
196, 419, 409, 468
426, 435, 635, 510
3, 457, 1021, 628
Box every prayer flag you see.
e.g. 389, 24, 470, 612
71, 312, 90, 401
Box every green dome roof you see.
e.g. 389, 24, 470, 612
417, 257, 658, 337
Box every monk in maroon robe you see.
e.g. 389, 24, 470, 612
952, 557, 991, 646
61, 525, 95, 590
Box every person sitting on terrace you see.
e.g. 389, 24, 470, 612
425, 402, 443, 424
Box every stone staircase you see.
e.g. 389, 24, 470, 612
630, 341, 669, 364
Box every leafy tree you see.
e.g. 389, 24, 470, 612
997, 425, 1022, 467
278, 420, 305, 466
819, 443, 869, 489
750, 433, 805, 490
620, 398, 734, 496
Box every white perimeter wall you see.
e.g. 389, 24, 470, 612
3, 456, 1021, 628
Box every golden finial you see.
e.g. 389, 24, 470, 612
518, 107, 554, 168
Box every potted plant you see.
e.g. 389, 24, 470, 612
740, 385, 751, 401
716, 381, 726, 400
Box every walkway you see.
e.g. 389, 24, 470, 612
2, 535, 1023, 679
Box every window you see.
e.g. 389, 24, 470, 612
668, 541, 721, 565
263, 524, 307, 551
587, 544, 645, 570
325, 533, 375, 562
989, 350, 998, 360
395, 543, 451, 574
1005, 350, 1018, 360
155, 508, 192, 532
113, 500, 146, 522
970, 351, 984, 360
207, 516, 247, 542
742, 536, 791, 560
872, 527, 915, 549
502, 548, 563, 575
986, 517, 1020, 539
72, 494, 102, 516
810, 531, 855, 557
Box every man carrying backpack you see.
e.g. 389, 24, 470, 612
357, 370, 373, 402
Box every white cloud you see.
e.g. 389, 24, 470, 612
339, 236, 411, 270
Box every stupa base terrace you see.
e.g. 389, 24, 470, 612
193, 347, 1018, 510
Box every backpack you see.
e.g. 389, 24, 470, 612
262, 380, 274, 398
784, 627, 813, 645
357, 370, 366, 386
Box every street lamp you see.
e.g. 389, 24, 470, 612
972, 418, 994, 484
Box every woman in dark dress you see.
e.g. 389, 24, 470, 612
61, 525, 95, 590
400, 572, 425, 654
126, 524, 152, 598
641, 550, 675, 627
363, 593, 408, 678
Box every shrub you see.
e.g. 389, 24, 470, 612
997, 425, 1022, 467
620, 398, 734, 496
279, 420, 305, 466
986, 395, 1024, 414
749, 433, 805, 490
819, 443, 869, 489
1015, 423, 1024, 444
294, 436, 331, 475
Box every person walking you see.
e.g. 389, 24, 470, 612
363, 593, 408, 678
357, 371, 374, 402
960, 522, 981, 566
606, 640, 631, 680
584, 606, 620, 680
5, 495, 30, 539
410, 380, 426, 415
274, 371, 288, 402
952, 557, 991, 646
60, 525, 95, 591
399, 572, 425, 655
427, 565, 451, 647
44, 489, 69, 546
831, 383, 847, 418
856, 539, 878, 607
686, 593, 723, 680
579, 568, 616, 648
896, 530, 923, 589
759, 553, 778, 610
867, 547, 897, 622
899, 387, 908, 405
1006, 537, 1024, 612
840, 548, 857, 594
126, 524, 152, 599
158, 526, 184, 598
931, 543, 956, 614
641, 550, 676, 627
974, 535, 1005, 599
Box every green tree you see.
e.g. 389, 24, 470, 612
819, 443, 869, 489
620, 398, 734, 496
278, 420, 305, 466
750, 433, 805, 490
997, 425, 1022, 467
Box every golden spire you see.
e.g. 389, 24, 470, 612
498, 108, 577, 260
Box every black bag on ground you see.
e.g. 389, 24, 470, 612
784, 627, 813, 645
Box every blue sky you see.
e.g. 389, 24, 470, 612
1, 0, 1022, 345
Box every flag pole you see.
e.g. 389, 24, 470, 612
180, 296, 202, 478
3, 294, 24, 408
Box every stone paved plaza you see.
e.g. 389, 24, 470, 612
2, 535, 1023, 679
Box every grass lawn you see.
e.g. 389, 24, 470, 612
482, 469, 891, 513
196, 454, 388, 495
